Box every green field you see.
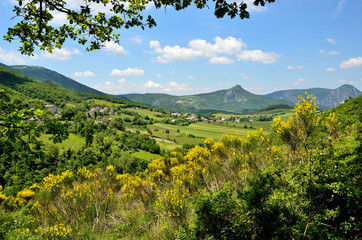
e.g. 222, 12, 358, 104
40, 133, 85, 152
152, 122, 259, 141
156, 141, 183, 151
131, 150, 161, 161
89, 99, 122, 107
124, 107, 167, 120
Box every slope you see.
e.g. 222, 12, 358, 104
0, 65, 84, 106
265, 85, 361, 109
0, 65, 135, 108
120, 85, 291, 113
2, 63, 105, 95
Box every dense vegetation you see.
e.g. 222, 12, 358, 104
266, 84, 361, 109
0, 88, 360, 239
120, 85, 291, 114
6, 64, 106, 96
0, 64, 155, 111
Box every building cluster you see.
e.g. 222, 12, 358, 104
88, 106, 114, 115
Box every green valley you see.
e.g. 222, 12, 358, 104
0, 63, 361, 240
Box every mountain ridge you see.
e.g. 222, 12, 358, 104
1, 62, 360, 113
265, 84, 361, 109
1, 63, 106, 96
119, 85, 291, 113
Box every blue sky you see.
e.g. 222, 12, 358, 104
0, 0, 361, 95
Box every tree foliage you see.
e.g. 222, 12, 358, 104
4, 0, 275, 55
0, 92, 360, 239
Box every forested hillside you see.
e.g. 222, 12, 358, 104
6, 64, 106, 96
0, 88, 360, 239
120, 85, 290, 113
266, 84, 361, 109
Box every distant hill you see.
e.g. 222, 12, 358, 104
0, 64, 83, 105
120, 85, 291, 113
1, 63, 105, 95
324, 94, 362, 127
265, 85, 361, 109
0, 64, 139, 108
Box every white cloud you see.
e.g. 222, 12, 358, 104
340, 57, 362, 69
42, 48, 81, 60
102, 41, 128, 56
0, 48, 27, 64
189, 36, 246, 57
241, 73, 251, 80
51, 11, 68, 25
44, 0, 132, 25
326, 38, 337, 45
138, 80, 194, 94
150, 36, 280, 64
218, 82, 230, 86
319, 49, 325, 54
237, 50, 281, 64
170, 70, 175, 74
74, 70, 96, 77
333, 0, 347, 18
156, 74, 162, 78
294, 78, 306, 85
287, 65, 304, 70
130, 35, 142, 44
93, 78, 137, 94
338, 80, 346, 83
326, 67, 336, 72
143, 80, 163, 89
187, 75, 196, 80
328, 51, 340, 56
209, 56, 235, 64
93, 81, 117, 94
110, 67, 145, 76
243, 0, 269, 12
65, 0, 115, 14
150, 41, 202, 63
118, 78, 126, 84
165, 81, 193, 92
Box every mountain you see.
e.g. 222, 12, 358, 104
0, 64, 83, 105
0, 64, 136, 108
1, 63, 105, 95
120, 85, 291, 113
265, 85, 361, 109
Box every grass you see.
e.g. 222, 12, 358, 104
89, 99, 122, 107
39, 133, 85, 153
123, 107, 167, 120
148, 125, 205, 145
157, 141, 183, 151
131, 150, 161, 161
152, 122, 258, 140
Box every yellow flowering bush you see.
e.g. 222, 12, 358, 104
185, 145, 211, 170
117, 173, 155, 202
37, 223, 72, 239
24, 167, 120, 237
146, 158, 168, 182
294, 92, 320, 137
323, 112, 341, 138
42, 170, 74, 195
271, 93, 321, 154
156, 180, 189, 225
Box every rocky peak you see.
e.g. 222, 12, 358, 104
224, 85, 248, 103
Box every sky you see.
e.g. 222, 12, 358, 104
0, 0, 362, 96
